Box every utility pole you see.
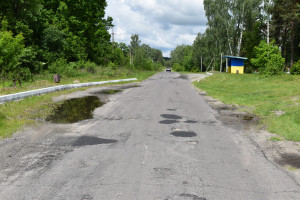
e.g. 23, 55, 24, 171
130, 52, 132, 65
111, 28, 115, 48
201, 57, 203, 72
213, 55, 215, 71
220, 53, 223, 72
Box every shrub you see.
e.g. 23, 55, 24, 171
20, 46, 42, 75
291, 60, 300, 75
48, 58, 67, 75
48, 58, 79, 77
251, 40, 285, 76
144, 59, 154, 70
85, 61, 97, 73
263, 54, 285, 76
0, 25, 32, 83
172, 63, 185, 71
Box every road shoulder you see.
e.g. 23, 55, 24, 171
188, 73, 300, 185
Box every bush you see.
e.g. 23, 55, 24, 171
251, 40, 285, 76
263, 54, 285, 76
172, 63, 185, 71
143, 59, 154, 70
48, 58, 79, 77
84, 61, 97, 73
111, 48, 126, 66
291, 60, 300, 75
0, 25, 32, 83
20, 46, 42, 75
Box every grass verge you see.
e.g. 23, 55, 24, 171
0, 70, 157, 139
194, 73, 300, 141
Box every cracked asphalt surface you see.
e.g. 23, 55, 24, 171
0, 72, 300, 200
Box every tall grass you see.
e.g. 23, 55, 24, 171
194, 73, 300, 141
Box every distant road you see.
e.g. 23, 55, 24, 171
0, 72, 299, 199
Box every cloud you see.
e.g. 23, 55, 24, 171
106, 0, 207, 57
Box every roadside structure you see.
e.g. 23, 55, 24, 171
223, 56, 247, 74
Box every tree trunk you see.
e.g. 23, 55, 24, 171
290, 21, 295, 68
225, 26, 233, 55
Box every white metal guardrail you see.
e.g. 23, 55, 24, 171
0, 78, 137, 103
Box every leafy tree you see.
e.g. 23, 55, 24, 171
133, 47, 145, 69
140, 44, 164, 64
202, 0, 267, 72
130, 34, 141, 56
170, 45, 187, 65
270, 0, 300, 68
170, 45, 194, 71
42, 0, 112, 64
111, 47, 126, 66
116, 42, 130, 56
241, 21, 264, 72
172, 63, 185, 72
41, 25, 65, 62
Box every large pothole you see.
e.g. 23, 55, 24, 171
46, 96, 103, 123
170, 131, 197, 137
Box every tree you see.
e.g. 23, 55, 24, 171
270, 0, 300, 67
116, 42, 130, 56
203, 0, 265, 60
130, 34, 141, 56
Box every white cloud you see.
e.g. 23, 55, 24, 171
106, 0, 207, 57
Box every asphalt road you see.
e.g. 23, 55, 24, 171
0, 72, 300, 200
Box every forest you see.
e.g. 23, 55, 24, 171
0, 0, 163, 86
169, 0, 300, 75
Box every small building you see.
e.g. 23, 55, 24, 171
223, 56, 247, 74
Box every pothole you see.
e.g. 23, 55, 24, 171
159, 120, 179, 124
81, 194, 93, 200
275, 153, 300, 169
46, 96, 103, 123
95, 89, 122, 95
73, 136, 117, 147
170, 131, 197, 137
184, 120, 198, 124
202, 120, 218, 125
177, 74, 188, 80
167, 109, 176, 111
153, 167, 174, 178
242, 114, 254, 121
161, 114, 182, 120
166, 193, 207, 200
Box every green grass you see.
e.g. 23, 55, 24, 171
269, 137, 283, 141
194, 73, 300, 141
0, 69, 157, 139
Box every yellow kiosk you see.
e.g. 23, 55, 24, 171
223, 56, 247, 74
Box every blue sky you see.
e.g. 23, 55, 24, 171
106, 0, 207, 57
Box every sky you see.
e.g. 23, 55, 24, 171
105, 0, 207, 57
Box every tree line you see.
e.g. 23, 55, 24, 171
169, 0, 300, 75
0, 0, 163, 85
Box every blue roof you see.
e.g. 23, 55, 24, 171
222, 56, 248, 60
